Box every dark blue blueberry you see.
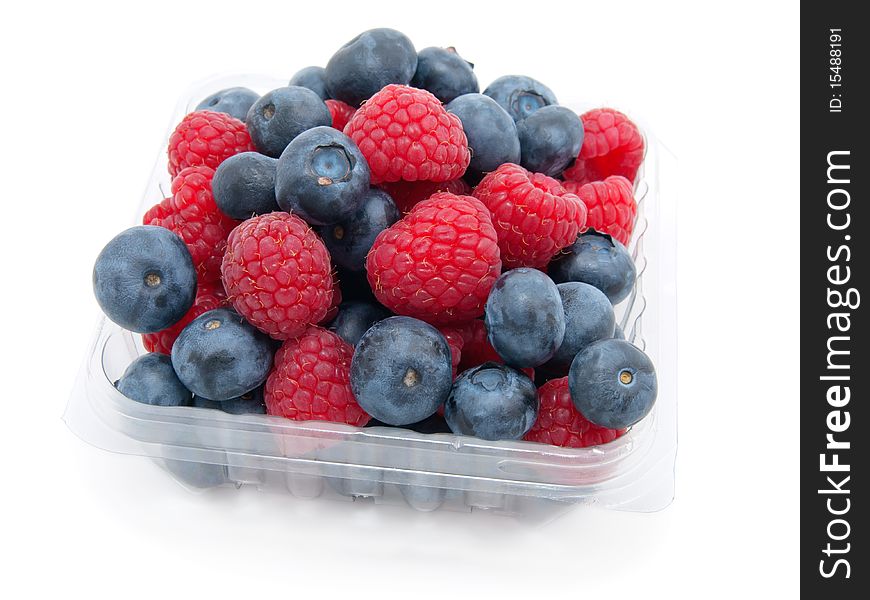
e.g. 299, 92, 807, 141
327, 300, 391, 346
483, 75, 558, 122
350, 316, 452, 425
164, 456, 228, 489
195, 87, 259, 121
549, 282, 615, 367
171, 308, 274, 401
569, 338, 657, 429
484, 268, 566, 368
212, 152, 279, 219
245, 86, 332, 157
275, 126, 370, 226
93, 225, 196, 333
446, 93, 520, 174
191, 385, 267, 415
444, 363, 538, 441
336, 267, 377, 303
325, 28, 417, 106
549, 230, 637, 304
319, 188, 399, 269
289, 66, 330, 100
411, 46, 479, 103
116, 353, 192, 407
516, 105, 584, 177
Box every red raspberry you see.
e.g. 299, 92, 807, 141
457, 319, 533, 379
472, 163, 587, 269
380, 178, 471, 214
167, 110, 254, 177
320, 271, 342, 324
366, 193, 501, 325
524, 377, 626, 448
343, 84, 470, 184
438, 325, 466, 379
563, 175, 637, 246
221, 212, 333, 340
265, 326, 370, 426
563, 108, 644, 186
143, 166, 237, 284
326, 99, 356, 132
141, 282, 227, 354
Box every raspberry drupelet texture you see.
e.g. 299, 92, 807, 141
142, 282, 227, 354
143, 166, 237, 285
472, 163, 587, 269
221, 212, 334, 340
265, 326, 370, 426
563, 175, 637, 246
326, 99, 356, 132
343, 84, 470, 184
456, 319, 534, 379
524, 377, 625, 448
563, 108, 644, 186
366, 193, 501, 325
168, 110, 254, 178
320, 271, 343, 324
379, 178, 471, 214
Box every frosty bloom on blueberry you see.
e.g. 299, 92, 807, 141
92, 26, 662, 463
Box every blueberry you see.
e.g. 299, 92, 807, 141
411, 46, 479, 103
325, 28, 417, 106
549, 282, 615, 367
163, 456, 228, 489
171, 308, 274, 401
484, 268, 566, 368
445, 363, 538, 441
569, 339, 657, 429
289, 66, 330, 100
336, 267, 378, 303
93, 225, 196, 333
275, 126, 370, 226
516, 105, 584, 177
327, 301, 391, 346
245, 86, 332, 157
191, 385, 267, 415
116, 353, 192, 407
446, 94, 520, 174
483, 75, 558, 122
549, 230, 637, 304
195, 87, 259, 121
351, 316, 452, 425
212, 152, 279, 219
319, 188, 399, 269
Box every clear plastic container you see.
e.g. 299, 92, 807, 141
64, 75, 678, 517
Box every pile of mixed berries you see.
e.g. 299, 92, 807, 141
93, 28, 657, 450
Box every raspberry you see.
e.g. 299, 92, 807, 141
472, 163, 587, 269
167, 110, 254, 177
143, 166, 237, 284
457, 319, 533, 379
141, 282, 227, 355
221, 212, 333, 340
564, 176, 637, 246
320, 271, 342, 324
563, 108, 644, 185
438, 325, 466, 378
524, 377, 625, 448
366, 193, 501, 325
265, 326, 370, 426
326, 99, 356, 132
343, 84, 470, 184
380, 178, 471, 214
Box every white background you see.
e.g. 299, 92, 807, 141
0, 1, 799, 598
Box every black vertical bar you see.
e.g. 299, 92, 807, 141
802, 1, 866, 595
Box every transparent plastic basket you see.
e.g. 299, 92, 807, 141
64, 75, 678, 517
